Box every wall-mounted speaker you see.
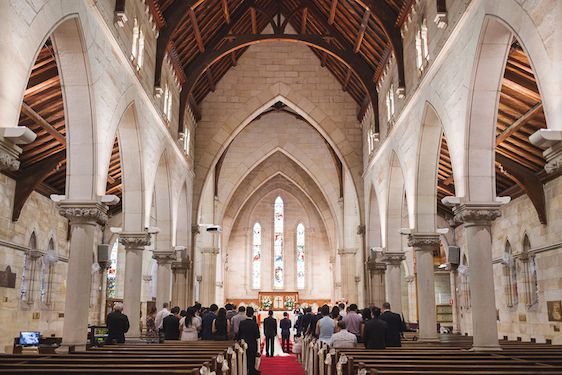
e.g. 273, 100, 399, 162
97, 244, 111, 263
448, 246, 460, 266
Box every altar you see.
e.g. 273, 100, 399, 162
258, 291, 299, 311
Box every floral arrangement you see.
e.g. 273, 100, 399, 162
261, 296, 272, 310
284, 296, 295, 309
248, 302, 260, 312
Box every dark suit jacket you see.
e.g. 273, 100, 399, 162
301, 313, 312, 334
201, 311, 216, 340
263, 316, 277, 337
363, 318, 388, 349
308, 314, 322, 337
236, 318, 260, 353
162, 314, 180, 340
106, 311, 129, 344
379, 311, 403, 347
280, 318, 292, 336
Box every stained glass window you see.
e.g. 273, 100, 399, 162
296, 223, 305, 289
107, 241, 119, 298
252, 223, 261, 289
273, 196, 284, 289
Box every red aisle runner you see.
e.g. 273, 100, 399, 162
259, 354, 305, 375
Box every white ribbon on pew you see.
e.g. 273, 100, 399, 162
357, 368, 368, 375
336, 354, 348, 375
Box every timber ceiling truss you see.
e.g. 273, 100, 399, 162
151, 0, 412, 133
438, 41, 555, 224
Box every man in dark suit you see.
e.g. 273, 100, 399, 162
280, 312, 292, 353
363, 307, 388, 349
300, 307, 312, 335
201, 304, 218, 340
263, 310, 277, 357
105, 302, 129, 344
162, 306, 181, 340
236, 307, 261, 375
307, 307, 323, 338
378, 302, 404, 347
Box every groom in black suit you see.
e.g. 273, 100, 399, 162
378, 302, 404, 347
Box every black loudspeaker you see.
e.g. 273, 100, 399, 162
448, 246, 460, 266
97, 244, 111, 263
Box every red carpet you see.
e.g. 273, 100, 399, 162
259, 354, 305, 375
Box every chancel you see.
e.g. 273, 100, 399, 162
0, 0, 561, 374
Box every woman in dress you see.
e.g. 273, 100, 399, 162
145, 306, 158, 338
180, 307, 201, 341
212, 307, 230, 340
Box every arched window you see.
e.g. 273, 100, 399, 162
251, 223, 262, 289
459, 254, 471, 309
522, 235, 538, 306
21, 232, 37, 303
415, 18, 429, 71
273, 196, 284, 289
503, 241, 518, 307
296, 223, 305, 289
107, 241, 119, 298
40, 238, 56, 305
386, 84, 395, 122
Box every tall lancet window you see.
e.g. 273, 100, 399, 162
273, 196, 284, 289
251, 223, 262, 289
296, 223, 305, 289
107, 241, 119, 298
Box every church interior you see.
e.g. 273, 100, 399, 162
0, 0, 561, 373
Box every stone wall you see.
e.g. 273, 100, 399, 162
454, 175, 562, 343
0, 174, 69, 352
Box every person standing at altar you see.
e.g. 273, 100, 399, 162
263, 310, 277, 357
280, 312, 292, 353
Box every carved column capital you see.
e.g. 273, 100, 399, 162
142, 274, 152, 282
337, 248, 358, 255
28, 249, 44, 259
452, 202, 502, 226
530, 129, 562, 175
152, 250, 176, 264
382, 252, 406, 266
0, 127, 36, 171
367, 259, 387, 272
405, 275, 415, 284
57, 200, 109, 225
119, 231, 151, 249
407, 233, 440, 249
202, 247, 219, 255
172, 261, 189, 273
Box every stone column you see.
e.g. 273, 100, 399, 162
338, 248, 358, 304
0, 127, 36, 171
200, 248, 219, 306
119, 231, 151, 338
152, 250, 175, 309
367, 257, 386, 307
453, 203, 502, 351
171, 261, 188, 308
97, 261, 111, 324
57, 200, 107, 348
530, 129, 562, 175
408, 233, 439, 342
383, 252, 406, 315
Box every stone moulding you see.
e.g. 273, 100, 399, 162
57, 201, 109, 225
452, 203, 502, 225
407, 233, 440, 248
382, 252, 406, 266
119, 232, 151, 248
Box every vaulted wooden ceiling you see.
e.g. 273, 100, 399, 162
6, 40, 123, 221
438, 41, 552, 224
151, 0, 413, 131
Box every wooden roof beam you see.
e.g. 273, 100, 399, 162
343, 69, 352, 91
21, 103, 66, 146
189, 9, 205, 53
13, 150, 66, 221
301, 8, 308, 34
154, 0, 199, 88
363, 0, 405, 89
250, 7, 257, 34
354, 9, 371, 53
206, 68, 216, 92
328, 0, 338, 25
496, 101, 543, 146
496, 154, 546, 224
221, 0, 231, 24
